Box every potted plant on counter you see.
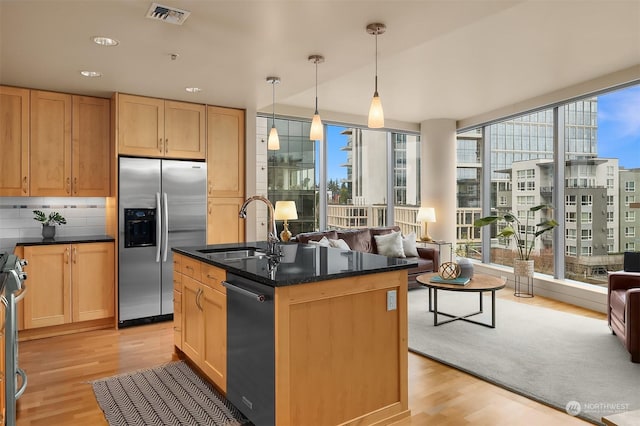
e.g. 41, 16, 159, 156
33, 210, 67, 239
473, 204, 558, 277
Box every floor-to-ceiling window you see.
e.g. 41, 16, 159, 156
266, 117, 317, 234
262, 117, 419, 234
457, 82, 640, 288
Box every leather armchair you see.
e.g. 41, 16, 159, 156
608, 272, 640, 363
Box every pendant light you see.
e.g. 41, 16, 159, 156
308, 54, 325, 141
267, 76, 280, 150
366, 23, 386, 129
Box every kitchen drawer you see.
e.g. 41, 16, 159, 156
173, 270, 182, 292
201, 264, 226, 293
173, 253, 183, 272
181, 256, 201, 279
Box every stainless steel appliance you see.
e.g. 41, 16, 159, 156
1, 252, 28, 426
223, 273, 275, 426
119, 157, 206, 326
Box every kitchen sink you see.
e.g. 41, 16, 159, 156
197, 247, 267, 261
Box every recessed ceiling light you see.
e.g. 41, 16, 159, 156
80, 71, 103, 78
92, 36, 119, 46
185, 87, 202, 93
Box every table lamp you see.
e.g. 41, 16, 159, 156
416, 207, 436, 242
274, 201, 298, 242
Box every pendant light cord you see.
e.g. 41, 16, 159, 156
315, 59, 319, 113
374, 28, 378, 95
272, 80, 276, 123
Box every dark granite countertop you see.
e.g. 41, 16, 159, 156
173, 241, 415, 287
6, 235, 115, 248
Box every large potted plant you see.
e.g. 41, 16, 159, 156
33, 210, 67, 239
473, 204, 558, 277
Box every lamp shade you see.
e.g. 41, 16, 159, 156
274, 201, 298, 221
368, 93, 384, 128
416, 207, 436, 223
310, 113, 324, 140
268, 125, 280, 150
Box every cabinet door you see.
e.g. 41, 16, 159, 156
201, 285, 227, 392
23, 245, 72, 328
72, 243, 115, 322
165, 100, 205, 160
181, 276, 203, 361
72, 96, 111, 196
30, 90, 72, 196
0, 86, 29, 196
206, 106, 245, 197
117, 94, 164, 157
207, 197, 245, 244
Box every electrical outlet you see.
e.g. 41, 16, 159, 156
387, 290, 397, 311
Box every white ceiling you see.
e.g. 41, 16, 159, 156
1, 0, 639, 128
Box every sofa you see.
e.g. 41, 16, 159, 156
293, 226, 439, 290
608, 272, 640, 363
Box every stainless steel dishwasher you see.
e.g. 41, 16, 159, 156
223, 273, 275, 426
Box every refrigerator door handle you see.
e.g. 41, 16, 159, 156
162, 192, 169, 262
155, 192, 162, 262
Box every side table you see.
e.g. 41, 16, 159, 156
416, 240, 452, 267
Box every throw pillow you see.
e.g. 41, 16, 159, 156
374, 232, 405, 258
402, 232, 419, 257
308, 236, 330, 247
329, 238, 351, 250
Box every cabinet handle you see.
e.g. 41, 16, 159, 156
158, 138, 163, 153
206, 274, 215, 279
165, 138, 168, 153
72, 247, 77, 264
208, 180, 212, 195
66, 177, 71, 194
22, 176, 28, 194
65, 248, 70, 264
195, 288, 203, 311
73, 177, 78, 195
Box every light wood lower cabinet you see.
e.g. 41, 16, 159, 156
23, 242, 114, 329
173, 255, 183, 349
176, 255, 227, 392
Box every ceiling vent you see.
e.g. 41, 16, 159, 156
145, 3, 191, 25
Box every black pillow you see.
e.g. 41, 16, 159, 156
623, 252, 640, 272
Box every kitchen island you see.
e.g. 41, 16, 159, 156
173, 241, 413, 426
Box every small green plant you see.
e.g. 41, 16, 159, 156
33, 210, 67, 226
473, 204, 558, 261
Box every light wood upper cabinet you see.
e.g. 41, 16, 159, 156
165, 100, 206, 159
118, 94, 205, 159
72, 96, 111, 196
0, 86, 29, 196
23, 242, 115, 330
30, 90, 72, 196
206, 106, 245, 197
21, 89, 110, 197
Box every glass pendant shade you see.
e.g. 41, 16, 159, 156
268, 125, 280, 150
368, 93, 384, 128
310, 113, 323, 140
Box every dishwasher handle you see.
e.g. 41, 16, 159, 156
222, 281, 268, 302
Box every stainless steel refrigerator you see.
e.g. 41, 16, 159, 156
118, 157, 206, 326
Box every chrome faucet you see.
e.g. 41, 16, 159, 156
239, 195, 279, 255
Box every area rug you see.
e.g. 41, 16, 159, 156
408, 288, 640, 425
92, 361, 248, 426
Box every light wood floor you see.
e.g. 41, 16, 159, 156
14, 290, 605, 426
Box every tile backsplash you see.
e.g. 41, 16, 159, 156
0, 197, 107, 239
